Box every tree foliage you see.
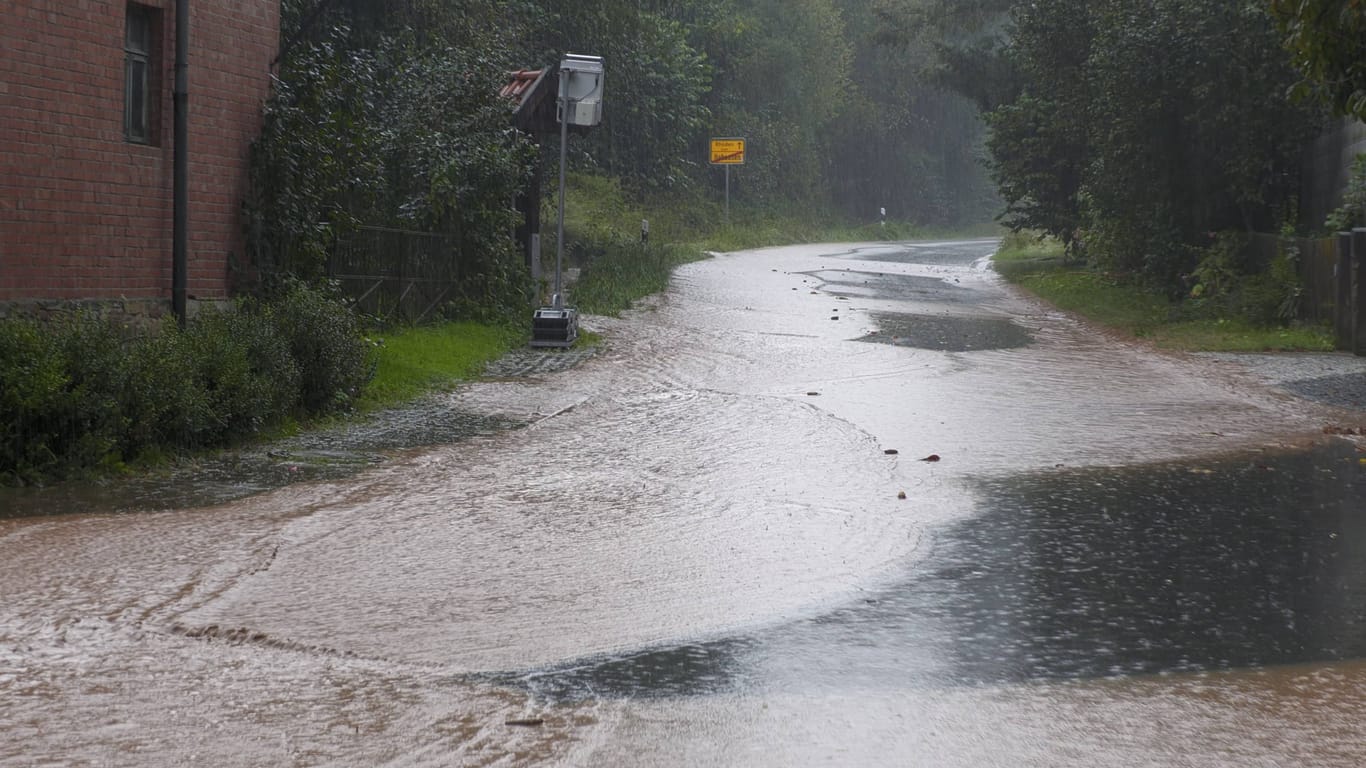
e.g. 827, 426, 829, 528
871, 0, 1016, 110
1269, 0, 1366, 120
246, 0, 1006, 304
520, 0, 714, 189
246, 2, 536, 310
1079, 1, 1316, 283
827, 0, 996, 223
961, 0, 1322, 290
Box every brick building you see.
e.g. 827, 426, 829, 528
0, 0, 279, 318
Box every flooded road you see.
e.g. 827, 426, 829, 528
4, 239, 1366, 766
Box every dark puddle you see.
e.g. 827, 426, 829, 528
909, 438, 1366, 683
805, 270, 975, 303
858, 311, 1033, 352
508, 440, 1366, 702
843, 241, 998, 267
488, 640, 756, 703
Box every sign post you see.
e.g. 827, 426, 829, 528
532, 54, 603, 349
709, 138, 745, 225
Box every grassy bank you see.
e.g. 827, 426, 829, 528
562, 173, 1000, 253
992, 233, 1334, 352
357, 322, 528, 410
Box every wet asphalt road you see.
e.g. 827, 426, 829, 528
3, 239, 1366, 766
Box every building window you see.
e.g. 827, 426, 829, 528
124, 4, 154, 144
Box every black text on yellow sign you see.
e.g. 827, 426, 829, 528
710, 138, 746, 165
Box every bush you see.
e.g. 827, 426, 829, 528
52, 313, 134, 472
1238, 246, 1303, 326
0, 282, 376, 486
0, 313, 141, 483
1326, 154, 1366, 232
120, 323, 213, 455
0, 317, 74, 484
1186, 231, 1303, 327
183, 307, 300, 444
262, 281, 374, 414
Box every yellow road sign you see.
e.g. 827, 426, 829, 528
710, 138, 746, 165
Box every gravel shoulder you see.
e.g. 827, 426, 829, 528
1199, 351, 1366, 413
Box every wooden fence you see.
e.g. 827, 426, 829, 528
1250, 229, 1366, 354
328, 226, 460, 324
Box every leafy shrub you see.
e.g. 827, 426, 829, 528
183, 307, 300, 443
263, 280, 374, 414
0, 313, 139, 482
120, 324, 214, 455
1, 313, 163, 482
0, 282, 378, 486
51, 313, 134, 472
1187, 232, 1248, 306
0, 317, 73, 484
1186, 231, 1303, 327
1238, 245, 1303, 326
1326, 154, 1366, 232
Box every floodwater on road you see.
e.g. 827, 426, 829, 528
3, 239, 1366, 766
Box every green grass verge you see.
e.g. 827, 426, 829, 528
572, 243, 705, 316
561, 174, 1001, 251
992, 233, 1334, 352
358, 322, 525, 409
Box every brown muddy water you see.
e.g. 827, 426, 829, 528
3, 239, 1366, 766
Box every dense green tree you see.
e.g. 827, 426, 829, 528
247, 0, 1008, 303
967, 0, 1320, 288
519, 2, 713, 188
871, 0, 1016, 110
1269, 0, 1366, 120
985, 94, 1087, 254
246, 3, 536, 312
826, 0, 996, 224
981, 0, 1093, 255
1081, 0, 1317, 283
245, 28, 386, 279
690, 0, 854, 205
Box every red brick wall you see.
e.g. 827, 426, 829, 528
0, 0, 278, 305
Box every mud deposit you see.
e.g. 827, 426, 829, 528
5, 239, 1366, 767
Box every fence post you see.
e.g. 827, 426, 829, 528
1339, 232, 1354, 349
1356, 228, 1366, 356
